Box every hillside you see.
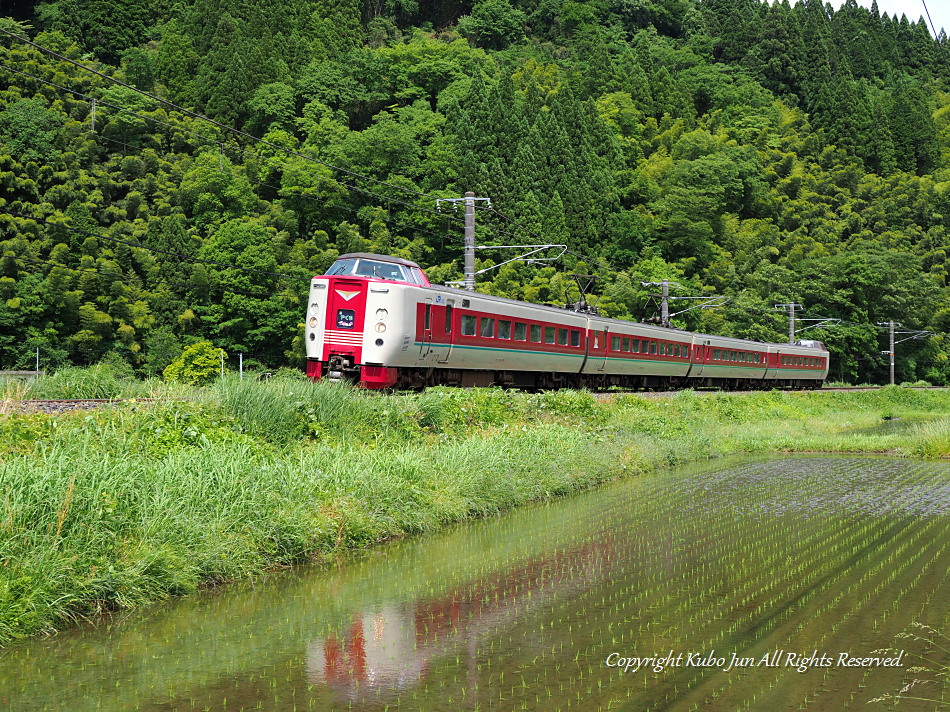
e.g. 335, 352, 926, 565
1, 0, 949, 382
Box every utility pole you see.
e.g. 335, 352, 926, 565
660, 279, 669, 328
642, 280, 727, 327
463, 192, 476, 292
642, 279, 673, 327
436, 192, 491, 292
876, 321, 932, 385
888, 320, 895, 386
775, 303, 803, 344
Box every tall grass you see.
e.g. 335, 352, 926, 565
3, 379, 950, 645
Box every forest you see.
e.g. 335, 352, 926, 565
1, 0, 949, 383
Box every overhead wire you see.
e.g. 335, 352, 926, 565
0, 46, 548, 273
0, 61, 471, 230
0, 27, 456, 207
13, 254, 283, 300
1, 30, 591, 281
4, 211, 314, 284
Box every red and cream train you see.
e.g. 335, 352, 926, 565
304, 253, 830, 390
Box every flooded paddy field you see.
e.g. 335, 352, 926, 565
2, 456, 949, 711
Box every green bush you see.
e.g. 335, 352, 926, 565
163, 342, 223, 386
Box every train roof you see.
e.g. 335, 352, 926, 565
337, 253, 423, 269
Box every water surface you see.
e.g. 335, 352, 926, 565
3, 456, 949, 711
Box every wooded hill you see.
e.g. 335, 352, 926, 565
1, 0, 949, 383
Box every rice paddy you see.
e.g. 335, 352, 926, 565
1, 456, 948, 711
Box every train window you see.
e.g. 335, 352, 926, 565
632, 339, 639, 353
570, 330, 580, 347
641, 341, 649, 354
714, 349, 720, 360
480, 317, 494, 338
445, 303, 453, 333
675, 344, 681, 357
461, 314, 476, 336
326, 258, 356, 276
684, 346, 690, 359
515, 322, 527, 341
498, 320, 512, 339
650, 341, 657, 355
544, 326, 556, 344
530, 324, 542, 342
739, 352, 745, 362
557, 328, 568, 346
619, 338, 628, 352
355, 259, 407, 282
781, 356, 786, 365
611, 336, 621, 351
424, 304, 431, 330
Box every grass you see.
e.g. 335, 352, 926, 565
2, 377, 950, 646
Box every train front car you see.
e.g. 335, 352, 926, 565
305, 253, 429, 389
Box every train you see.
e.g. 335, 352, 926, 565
304, 253, 830, 390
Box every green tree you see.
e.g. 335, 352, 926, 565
163, 340, 223, 385
457, 0, 526, 51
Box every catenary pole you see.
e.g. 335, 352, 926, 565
463, 192, 476, 291
890, 321, 895, 385
436, 192, 491, 292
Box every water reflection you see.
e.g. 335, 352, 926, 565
2, 456, 949, 712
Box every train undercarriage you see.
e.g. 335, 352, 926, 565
321, 363, 823, 392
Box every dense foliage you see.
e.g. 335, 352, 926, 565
1, 1, 950, 382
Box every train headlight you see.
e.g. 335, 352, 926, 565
375, 322, 387, 333
309, 301, 320, 315
375, 338, 384, 346
309, 333, 315, 341
309, 317, 318, 328
376, 308, 389, 320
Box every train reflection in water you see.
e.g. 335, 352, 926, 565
306, 536, 616, 701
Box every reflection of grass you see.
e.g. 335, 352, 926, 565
872, 623, 950, 707
3, 380, 950, 646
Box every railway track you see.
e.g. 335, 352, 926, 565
3, 398, 164, 414
2, 387, 942, 414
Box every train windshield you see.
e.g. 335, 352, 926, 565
325, 257, 425, 284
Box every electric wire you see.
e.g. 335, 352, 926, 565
0, 61, 472, 231
4, 211, 314, 284
0, 27, 454, 206
1, 53, 553, 264
14, 254, 283, 300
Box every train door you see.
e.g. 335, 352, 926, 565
597, 327, 609, 371
692, 340, 710, 378
765, 348, 780, 380
437, 299, 455, 363
418, 298, 433, 358
325, 279, 367, 365
420, 296, 455, 364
